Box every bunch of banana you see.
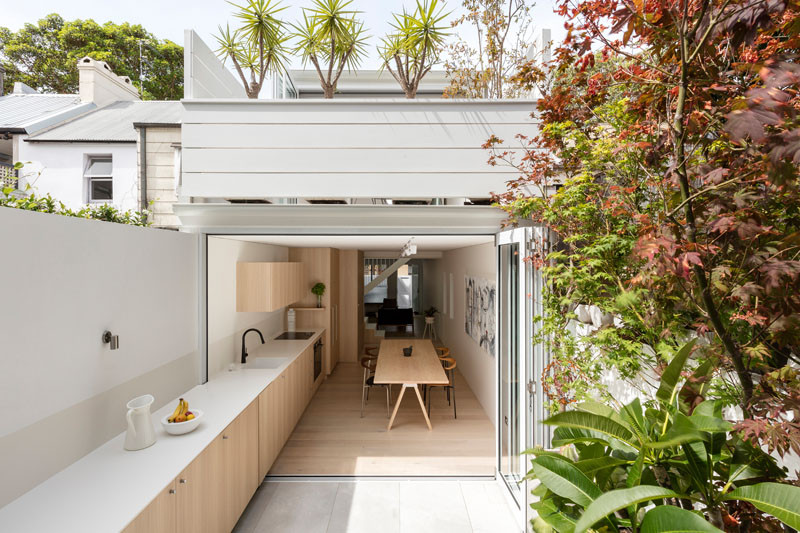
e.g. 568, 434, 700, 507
167, 398, 194, 423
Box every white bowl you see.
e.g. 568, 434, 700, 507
161, 408, 203, 435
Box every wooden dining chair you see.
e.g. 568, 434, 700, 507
426, 357, 457, 419
364, 344, 379, 357
360, 356, 391, 418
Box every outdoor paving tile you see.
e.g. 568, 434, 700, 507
253, 481, 339, 533
398, 481, 473, 533
326, 481, 400, 533
459, 481, 521, 533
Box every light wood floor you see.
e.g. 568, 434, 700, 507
268, 362, 495, 476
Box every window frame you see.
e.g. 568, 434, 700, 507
84, 155, 113, 204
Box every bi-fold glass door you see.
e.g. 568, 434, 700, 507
496, 226, 551, 529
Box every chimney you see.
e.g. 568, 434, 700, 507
77, 57, 140, 107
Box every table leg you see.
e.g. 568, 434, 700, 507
387, 385, 407, 430
412, 384, 433, 431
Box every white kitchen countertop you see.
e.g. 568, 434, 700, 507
0, 329, 323, 533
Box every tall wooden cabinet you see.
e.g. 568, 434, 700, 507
288, 248, 340, 375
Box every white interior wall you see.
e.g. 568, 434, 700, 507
427, 243, 497, 426
207, 236, 289, 378
0, 208, 198, 507
17, 141, 139, 211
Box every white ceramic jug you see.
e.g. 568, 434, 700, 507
124, 394, 157, 451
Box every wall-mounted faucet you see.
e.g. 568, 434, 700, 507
102, 330, 119, 350
241, 328, 265, 364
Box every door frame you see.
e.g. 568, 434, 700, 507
495, 225, 552, 530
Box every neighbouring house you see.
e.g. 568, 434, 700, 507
0, 80, 91, 190
2, 57, 182, 225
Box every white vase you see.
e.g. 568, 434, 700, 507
124, 394, 157, 451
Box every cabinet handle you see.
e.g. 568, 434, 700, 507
169, 489, 176, 494
223, 435, 229, 440
179, 478, 187, 484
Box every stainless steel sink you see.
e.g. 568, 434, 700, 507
274, 331, 315, 340
244, 357, 289, 369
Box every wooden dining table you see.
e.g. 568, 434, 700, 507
373, 339, 449, 430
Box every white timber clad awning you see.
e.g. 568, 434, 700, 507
179, 98, 538, 199
172, 204, 508, 235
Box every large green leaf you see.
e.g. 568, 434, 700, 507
530, 455, 603, 507
545, 410, 638, 448
656, 339, 697, 405
640, 505, 722, 532
531, 499, 577, 533
723, 482, 800, 529
552, 426, 615, 447
574, 456, 629, 475
648, 413, 702, 449
574, 486, 680, 533
688, 415, 732, 433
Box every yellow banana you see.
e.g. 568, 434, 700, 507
168, 398, 184, 423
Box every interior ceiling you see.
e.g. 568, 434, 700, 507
217, 234, 494, 252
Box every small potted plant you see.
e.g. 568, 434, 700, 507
311, 282, 326, 308
424, 306, 438, 325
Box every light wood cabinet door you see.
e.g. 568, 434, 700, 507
123, 480, 176, 533
175, 437, 225, 533
221, 400, 260, 532
258, 381, 276, 480
236, 262, 307, 312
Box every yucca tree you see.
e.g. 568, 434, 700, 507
214, 0, 290, 99
379, 0, 450, 98
292, 0, 368, 99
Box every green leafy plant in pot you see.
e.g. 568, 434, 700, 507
424, 306, 438, 324
525, 339, 800, 533
311, 282, 326, 308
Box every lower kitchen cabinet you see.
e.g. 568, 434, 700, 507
124, 342, 320, 533
123, 401, 259, 533
257, 345, 317, 479
123, 481, 176, 533
223, 400, 259, 532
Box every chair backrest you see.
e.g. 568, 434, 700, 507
435, 346, 450, 358
364, 344, 379, 357
360, 357, 377, 372
440, 357, 456, 371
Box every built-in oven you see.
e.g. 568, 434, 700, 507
313, 339, 323, 381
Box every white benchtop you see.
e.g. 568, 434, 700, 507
0, 329, 323, 533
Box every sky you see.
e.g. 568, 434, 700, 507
0, 0, 567, 70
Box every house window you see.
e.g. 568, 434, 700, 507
85, 156, 113, 202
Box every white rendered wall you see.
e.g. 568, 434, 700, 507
0, 208, 198, 507
207, 236, 289, 378
427, 243, 497, 426
180, 99, 538, 199
17, 141, 139, 211
184, 30, 246, 99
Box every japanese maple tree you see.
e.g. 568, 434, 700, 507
489, 0, 800, 457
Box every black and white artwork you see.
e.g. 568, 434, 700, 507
465, 275, 496, 355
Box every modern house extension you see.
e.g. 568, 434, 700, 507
0, 30, 550, 533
